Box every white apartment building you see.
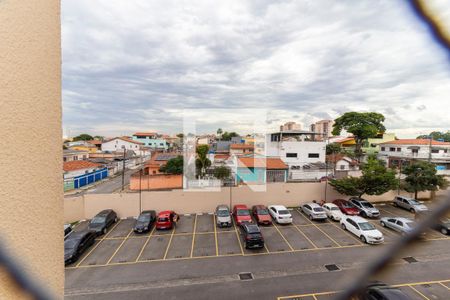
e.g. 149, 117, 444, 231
265, 131, 327, 181
378, 139, 450, 175
101, 137, 149, 157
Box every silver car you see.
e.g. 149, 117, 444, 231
380, 217, 418, 235
215, 205, 232, 227
301, 203, 327, 221
393, 196, 428, 213
349, 197, 380, 218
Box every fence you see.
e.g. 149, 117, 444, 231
71, 168, 108, 189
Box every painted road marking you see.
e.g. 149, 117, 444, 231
190, 214, 198, 258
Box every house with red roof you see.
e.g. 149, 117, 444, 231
378, 139, 450, 175
236, 156, 288, 184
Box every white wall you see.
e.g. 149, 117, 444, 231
64, 166, 100, 179
379, 144, 450, 160
102, 138, 141, 152
266, 138, 326, 166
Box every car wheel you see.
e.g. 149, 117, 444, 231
441, 228, 449, 235
341, 224, 346, 230
114, 217, 118, 223
103, 228, 107, 234
360, 235, 367, 243
361, 211, 367, 218
309, 214, 313, 221
381, 221, 386, 227
410, 208, 415, 214
393, 202, 398, 207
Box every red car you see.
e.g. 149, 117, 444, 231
156, 210, 177, 230
252, 205, 272, 225
233, 204, 252, 225
332, 199, 360, 215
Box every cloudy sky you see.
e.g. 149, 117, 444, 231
62, 0, 450, 138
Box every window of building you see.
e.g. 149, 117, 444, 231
381, 147, 385, 151
160, 143, 164, 146
82, 155, 87, 159
431, 149, 439, 154
340, 165, 345, 170
308, 153, 320, 158
286, 153, 297, 158
63, 157, 67, 162
73, 156, 78, 161
389, 147, 395, 152
396, 148, 401, 152
412, 149, 419, 154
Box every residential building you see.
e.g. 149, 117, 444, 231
197, 134, 215, 146
378, 139, 450, 175
236, 156, 288, 184
87, 139, 103, 151
230, 143, 254, 156
265, 130, 327, 181
144, 152, 180, 175
69, 143, 98, 153
63, 160, 108, 190
132, 132, 169, 150
362, 133, 396, 155
326, 154, 360, 179
333, 137, 356, 150
231, 136, 244, 144
310, 120, 334, 141
63, 149, 89, 162
280, 121, 301, 132
101, 137, 145, 154
212, 141, 232, 154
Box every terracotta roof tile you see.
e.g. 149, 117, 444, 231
230, 144, 254, 150
380, 139, 450, 146
63, 161, 102, 172
238, 157, 288, 169
133, 132, 157, 137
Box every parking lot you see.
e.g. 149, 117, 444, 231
66, 203, 449, 270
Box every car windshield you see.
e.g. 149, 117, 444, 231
217, 209, 229, 217
361, 202, 374, 208
138, 214, 151, 222
405, 221, 415, 228
409, 199, 421, 205
341, 202, 354, 208
90, 216, 106, 224
257, 209, 269, 215
278, 210, 290, 215
358, 222, 376, 231
64, 239, 79, 249
158, 217, 169, 222
330, 207, 340, 211
313, 207, 324, 212
237, 210, 250, 216
247, 226, 260, 234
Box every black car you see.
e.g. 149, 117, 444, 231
88, 209, 118, 236
64, 230, 96, 265
133, 210, 157, 233
64, 224, 72, 237
357, 282, 410, 300
239, 223, 264, 249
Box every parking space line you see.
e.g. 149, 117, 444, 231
106, 229, 133, 265
104, 220, 122, 238
163, 227, 175, 260
190, 214, 198, 258
439, 282, 450, 289
233, 219, 245, 255
312, 295, 318, 300
311, 224, 342, 247
378, 207, 397, 216
135, 226, 156, 262
75, 240, 103, 267
408, 285, 430, 300
213, 214, 218, 256
273, 223, 294, 251
277, 290, 338, 300
293, 225, 318, 249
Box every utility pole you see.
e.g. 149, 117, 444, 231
121, 147, 126, 191
324, 134, 329, 202
428, 133, 432, 163
397, 159, 402, 195
139, 166, 142, 214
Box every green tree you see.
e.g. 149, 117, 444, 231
176, 133, 184, 139
216, 128, 223, 139
332, 112, 386, 161
160, 156, 183, 174
326, 143, 341, 155
402, 161, 448, 199
329, 158, 397, 198
196, 144, 211, 178
213, 166, 231, 180
416, 131, 450, 142
221, 131, 239, 141
72, 133, 94, 141
93, 135, 104, 141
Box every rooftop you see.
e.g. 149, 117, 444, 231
380, 139, 450, 146
238, 157, 288, 169
230, 144, 254, 150
133, 132, 157, 137
63, 160, 102, 172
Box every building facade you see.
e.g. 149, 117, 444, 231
310, 120, 334, 141
280, 121, 301, 132
132, 132, 168, 150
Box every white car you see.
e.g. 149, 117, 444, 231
340, 216, 384, 244
322, 203, 343, 221
268, 205, 293, 224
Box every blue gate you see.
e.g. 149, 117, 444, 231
74, 168, 108, 189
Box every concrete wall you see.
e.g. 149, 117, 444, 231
64, 182, 432, 222
0, 0, 63, 298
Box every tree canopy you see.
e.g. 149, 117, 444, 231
332, 112, 385, 161
402, 161, 448, 199
160, 156, 183, 174
213, 166, 231, 180
329, 157, 397, 198
196, 144, 211, 178
416, 131, 450, 142
326, 143, 341, 155
72, 134, 94, 141
221, 131, 239, 141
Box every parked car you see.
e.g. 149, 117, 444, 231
133, 210, 156, 233
416, 211, 450, 235
88, 209, 118, 236
252, 205, 272, 225
349, 197, 380, 218
301, 203, 327, 221
268, 205, 293, 224
333, 199, 360, 216
215, 205, 232, 228
64, 230, 96, 265
380, 217, 421, 235
233, 204, 252, 225
340, 216, 384, 244
393, 195, 428, 213
357, 282, 410, 300
239, 223, 264, 249
322, 203, 342, 221
156, 210, 177, 230
64, 224, 72, 237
